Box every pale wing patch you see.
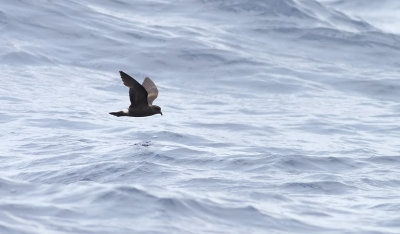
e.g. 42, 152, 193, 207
142, 77, 159, 105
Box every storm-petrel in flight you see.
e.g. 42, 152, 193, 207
109, 71, 162, 117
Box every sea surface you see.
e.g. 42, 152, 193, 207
1, 0, 400, 233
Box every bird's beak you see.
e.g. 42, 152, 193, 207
160, 112, 163, 116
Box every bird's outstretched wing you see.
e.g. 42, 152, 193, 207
119, 71, 148, 108
142, 77, 159, 105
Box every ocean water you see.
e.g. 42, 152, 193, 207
1, 0, 400, 233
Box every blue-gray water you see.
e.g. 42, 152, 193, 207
1, 0, 400, 233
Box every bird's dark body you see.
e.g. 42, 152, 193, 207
109, 71, 162, 117
110, 107, 159, 117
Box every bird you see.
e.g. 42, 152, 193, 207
109, 71, 162, 117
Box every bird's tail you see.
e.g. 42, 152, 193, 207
109, 111, 127, 117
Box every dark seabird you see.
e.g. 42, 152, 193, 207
109, 71, 162, 117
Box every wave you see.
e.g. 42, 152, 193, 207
281, 181, 355, 194
1, 0, 397, 71
1, 0, 399, 233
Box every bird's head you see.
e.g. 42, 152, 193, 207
152, 105, 163, 115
